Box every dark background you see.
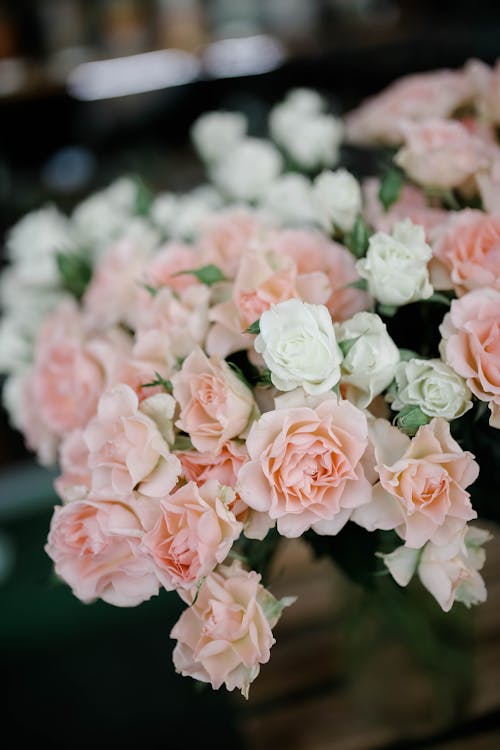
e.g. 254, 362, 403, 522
1, 2, 500, 747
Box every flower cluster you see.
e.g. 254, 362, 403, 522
2, 66, 499, 697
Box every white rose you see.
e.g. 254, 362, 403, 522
418, 526, 491, 612
212, 138, 282, 202
391, 357, 472, 419
356, 219, 433, 306
152, 186, 223, 240
261, 174, 316, 225
312, 169, 362, 233
2, 373, 27, 430
191, 111, 247, 163
336, 312, 400, 407
254, 299, 342, 394
0, 316, 36, 373
72, 177, 138, 254
279, 88, 325, 115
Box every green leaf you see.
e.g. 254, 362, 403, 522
345, 278, 368, 291
172, 434, 193, 452
176, 264, 226, 286
377, 303, 398, 317
345, 215, 370, 259
140, 283, 159, 297
141, 372, 172, 392
56, 251, 92, 300
226, 361, 252, 389
394, 405, 430, 436
398, 348, 419, 362
246, 319, 260, 335
378, 168, 403, 212
338, 335, 362, 358
134, 177, 153, 217
257, 368, 273, 387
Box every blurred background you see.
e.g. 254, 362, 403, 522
1, 2, 500, 748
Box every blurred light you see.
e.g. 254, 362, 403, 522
204, 35, 286, 78
42, 146, 96, 193
0, 58, 27, 97
67, 49, 200, 101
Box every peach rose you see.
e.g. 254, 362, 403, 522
268, 229, 370, 321
198, 209, 265, 278
345, 69, 472, 146
84, 384, 181, 498
395, 119, 490, 189
207, 245, 330, 357
363, 178, 448, 239
54, 429, 91, 502
142, 480, 242, 590
32, 299, 106, 437
171, 561, 292, 697
172, 348, 257, 453
144, 242, 201, 293
237, 397, 372, 537
440, 289, 500, 428
432, 210, 500, 295
45, 496, 160, 606
353, 418, 478, 548
18, 372, 59, 466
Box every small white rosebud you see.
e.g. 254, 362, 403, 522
212, 138, 282, 202
191, 111, 247, 164
312, 169, 362, 233
261, 174, 316, 225
356, 219, 433, 306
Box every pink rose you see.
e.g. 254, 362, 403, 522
177, 440, 256, 531
83, 234, 154, 330
19, 372, 59, 466
466, 58, 500, 125
32, 300, 106, 437
432, 210, 500, 295
85, 384, 181, 498
395, 119, 490, 189
145, 242, 201, 293
440, 289, 500, 428
363, 178, 448, 239
353, 418, 478, 548
345, 69, 472, 146
237, 397, 372, 537
172, 348, 257, 453
171, 561, 292, 697
54, 429, 91, 502
476, 157, 500, 214
198, 209, 264, 278
142, 479, 242, 590
268, 229, 370, 322
45, 496, 160, 606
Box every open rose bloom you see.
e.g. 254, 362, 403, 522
3, 62, 500, 698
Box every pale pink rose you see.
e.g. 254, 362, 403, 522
207, 246, 330, 357
395, 119, 490, 189
198, 209, 266, 279
83, 235, 153, 330
133, 284, 210, 369
432, 210, 500, 295
237, 398, 372, 538
418, 525, 490, 612
171, 561, 292, 697
144, 242, 201, 293
20, 373, 59, 466
268, 229, 370, 321
440, 289, 500, 428
142, 480, 242, 590
54, 429, 91, 502
84, 384, 181, 498
176, 440, 257, 531
172, 348, 257, 453
466, 58, 500, 125
45, 496, 160, 606
353, 418, 478, 548
476, 157, 500, 214
345, 69, 472, 146
363, 178, 448, 239
32, 299, 106, 437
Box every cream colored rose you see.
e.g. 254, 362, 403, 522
312, 169, 362, 233
391, 357, 472, 419
254, 299, 342, 394
336, 312, 400, 407
356, 219, 433, 306
211, 138, 282, 202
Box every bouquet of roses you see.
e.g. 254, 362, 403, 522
1, 58, 499, 699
